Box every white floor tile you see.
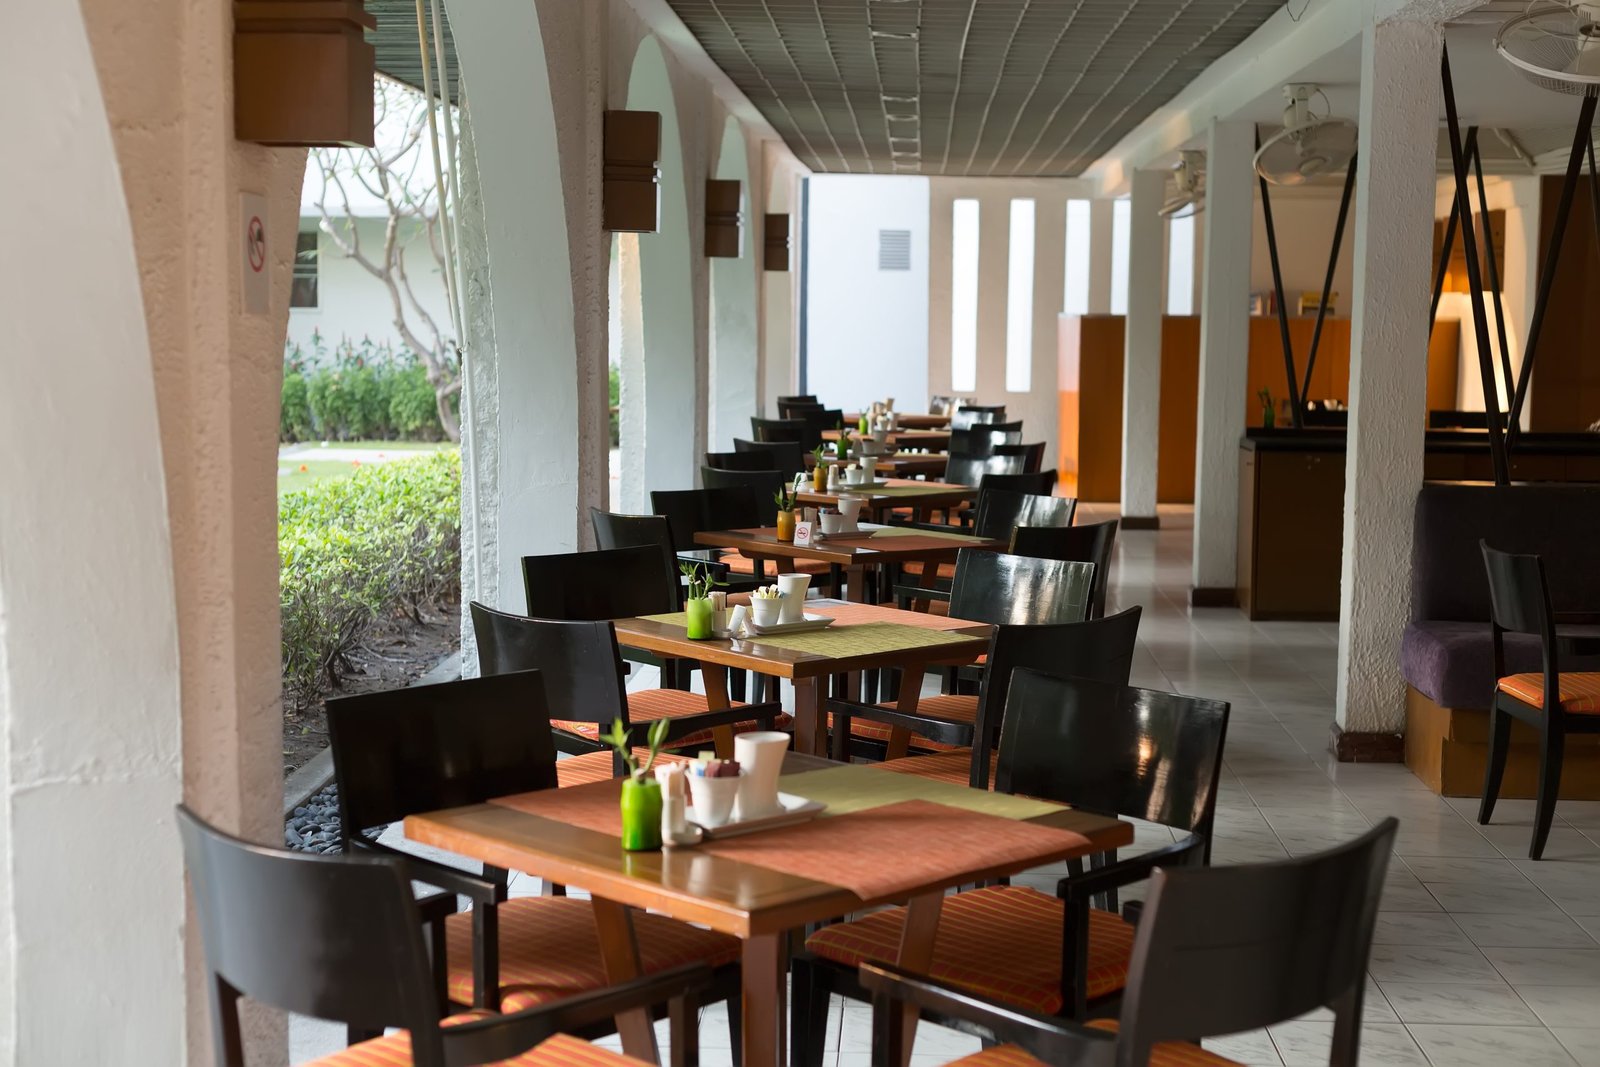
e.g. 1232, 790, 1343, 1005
1452, 911, 1597, 948
1376, 981, 1540, 1025
1407, 1024, 1579, 1067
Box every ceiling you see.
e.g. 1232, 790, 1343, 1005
660, 0, 1289, 177
369, 0, 460, 104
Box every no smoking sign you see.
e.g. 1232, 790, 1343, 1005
240, 192, 269, 314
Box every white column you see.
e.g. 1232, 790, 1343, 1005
1335, 18, 1442, 736
1086, 199, 1117, 314
1191, 120, 1256, 599
1121, 168, 1167, 524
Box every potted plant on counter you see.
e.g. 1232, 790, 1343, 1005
680, 561, 724, 640
601, 717, 671, 851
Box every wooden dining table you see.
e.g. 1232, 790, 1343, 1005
612, 598, 990, 757
811, 451, 951, 479
795, 478, 978, 522
843, 412, 951, 430
823, 427, 951, 453
404, 754, 1133, 1067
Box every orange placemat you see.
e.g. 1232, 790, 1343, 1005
492, 778, 631, 835
699, 800, 1090, 900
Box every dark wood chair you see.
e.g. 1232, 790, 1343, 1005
1478, 541, 1600, 859
979, 470, 1058, 496
895, 491, 1076, 603
945, 451, 1028, 488
749, 415, 805, 445
471, 602, 785, 767
951, 404, 1008, 430
733, 436, 804, 475
705, 450, 781, 472
858, 818, 1398, 1067
699, 467, 787, 526
834, 605, 1143, 775
1012, 520, 1120, 620
651, 486, 825, 586
833, 551, 1097, 759
777, 394, 818, 406
776, 399, 824, 420
793, 670, 1231, 1064
177, 800, 720, 1067
995, 441, 1048, 473
322, 671, 742, 1038
949, 422, 1024, 455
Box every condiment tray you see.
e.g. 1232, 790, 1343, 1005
743, 613, 837, 636
683, 792, 826, 839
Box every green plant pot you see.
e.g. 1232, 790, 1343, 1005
619, 777, 662, 852
685, 597, 715, 640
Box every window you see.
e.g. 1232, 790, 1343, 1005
291, 230, 318, 308
1063, 199, 1090, 315
950, 199, 980, 393
1167, 214, 1196, 315
878, 229, 912, 271
1110, 198, 1130, 315
1005, 199, 1035, 393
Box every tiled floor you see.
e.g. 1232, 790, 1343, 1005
292, 505, 1600, 1066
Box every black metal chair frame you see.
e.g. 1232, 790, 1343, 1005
859, 818, 1398, 1067
1478, 540, 1600, 859
178, 801, 719, 1067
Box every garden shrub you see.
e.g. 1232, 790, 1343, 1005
283, 334, 453, 442
279, 449, 460, 708
280, 366, 314, 442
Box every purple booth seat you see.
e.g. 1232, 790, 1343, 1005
1401, 482, 1600, 710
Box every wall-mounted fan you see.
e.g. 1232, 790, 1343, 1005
1253, 84, 1358, 186
1160, 151, 1206, 218
1496, 1, 1600, 94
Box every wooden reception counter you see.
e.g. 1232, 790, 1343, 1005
1238, 429, 1600, 620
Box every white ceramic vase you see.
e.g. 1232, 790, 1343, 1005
775, 573, 811, 622
733, 732, 790, 820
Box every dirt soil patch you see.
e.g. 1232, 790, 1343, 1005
282, 602, 461, 777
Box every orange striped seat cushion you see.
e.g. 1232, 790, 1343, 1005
1499, 672, 1600, 714
553, 689, 791, 749
827, 693, 977, 750
874, 748, 996, 788
900, 560, 957, 580
944, 1022, 1241, 1067
720, 552, 830, 577
308, 1025, 652, 1066
556, 749, 691, 788
805, 885, 1135, 1013
444, 897, 739, 1013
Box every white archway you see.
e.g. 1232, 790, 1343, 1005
1, 1, 182, 1059
446, 0, 580, 639
620, 37, 699, 505
709, 117, 759, 450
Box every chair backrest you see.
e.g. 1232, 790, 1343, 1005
328, 671, 559, 839
996, 670, 1230, 842
777, 394, 817, 406
705, 450, 780, 472
972, 489, 1077, 541
177, 807, 445, 1065
470, 602, 627, 729
951, 404, 1007, 430
733, 437, 805, 475
700, 466, 785, 525
1011, 520, 1119, 619
776, 400, 823, 420
650, 486, 761, 551
995, 441, 1047, 473
979, 470, 1058, 496
1481, 541, 1558, 679
949, 422, 1024, 456
521, 544, 675, 620
750, 415, 805, 444
795, 407, 842, 451
949, 550, 1094, 625
588, 510, 682, 607
945, 450, 1028, 487
1117, 819, 1397, 1066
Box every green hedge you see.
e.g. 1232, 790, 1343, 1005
279, 449, 461, 706
283, 335, 454, 443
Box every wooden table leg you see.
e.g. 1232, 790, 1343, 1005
741, 933, 788, 1067
591, 897, 661, 1063
911, 555, 941, 614
845, 565, 869, 702
883, 663, 925, 761
701, 662, 736, 759
893, 892, 945, 1067
792, 676, 824, 755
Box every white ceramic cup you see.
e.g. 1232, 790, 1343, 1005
818, 512, 845, 538
750, 596, 783, 628
776, 573, 811, 622
837, 497, 864, 527
687, 770, 743, 828
858, 458, 878, 483
733, 732, 791, 820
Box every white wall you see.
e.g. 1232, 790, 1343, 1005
1249, 185, 1357, 311
286, 218, 455, 359
804, 175, 931, 410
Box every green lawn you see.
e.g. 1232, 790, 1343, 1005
278, 441, 455, 495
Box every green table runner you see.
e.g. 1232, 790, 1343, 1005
636, 615, 977, 657
780, 765, 1064, 820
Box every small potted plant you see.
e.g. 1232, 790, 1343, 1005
680, 561, 724, 640
600, 717, 671, 851
835, 425, 852, 463
774, 485, 796, 542
812, 445, 827, 490
1258, 387, 1275, 429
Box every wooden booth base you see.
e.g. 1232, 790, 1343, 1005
1329, 724, 1404, 763
1404, 685, 1600, 799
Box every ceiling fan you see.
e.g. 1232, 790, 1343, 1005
1495, 0, 1600, 94
1253, 84, 1358, 185
1159, 151, 1205, 219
